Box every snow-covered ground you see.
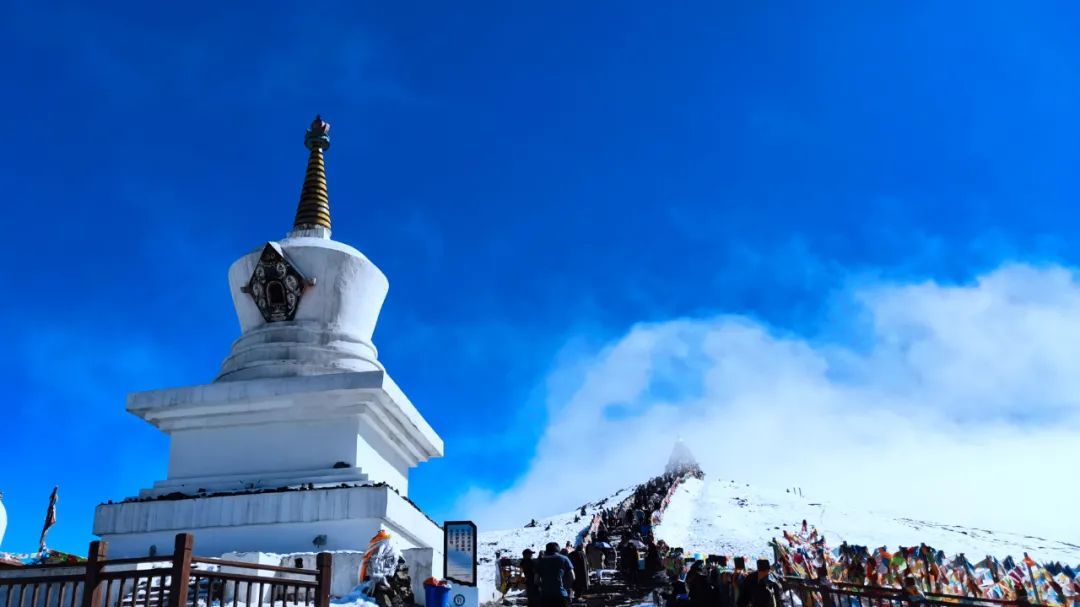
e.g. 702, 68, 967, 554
656, 476, 1080, 563
478, 473, 1080, 604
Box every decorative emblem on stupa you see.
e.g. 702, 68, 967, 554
246, 242, 308, 322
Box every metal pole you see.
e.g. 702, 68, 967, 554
1024, 562, 1041, 605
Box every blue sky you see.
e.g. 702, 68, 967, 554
3, 1, 1080, 553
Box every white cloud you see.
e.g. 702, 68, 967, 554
460, 263, 1080, 542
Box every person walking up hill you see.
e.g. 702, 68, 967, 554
569, 544, 590, 597
537, 542, 575, 607
619, 539, 641, 589
521, 549, 539, 607
738, 560, 783, 607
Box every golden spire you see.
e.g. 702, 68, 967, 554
293, 115, 332, 232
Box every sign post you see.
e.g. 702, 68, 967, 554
443, 521, 478, 607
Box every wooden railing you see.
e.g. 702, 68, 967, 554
0, 534, 333, 607
781, 576, 1043, 607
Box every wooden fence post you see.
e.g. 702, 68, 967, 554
81, 540, 108, 607
315, 553, 333, 607
167, 534, 194, 607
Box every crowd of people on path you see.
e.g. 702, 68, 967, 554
498, 466, 719, 606
622, 543, 785, 607
683, 557, 784, 607
501, 470, 691, 604
518, 541, 590, 607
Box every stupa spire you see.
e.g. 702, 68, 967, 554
666, 437, 698, 475
292, 115, 332, 234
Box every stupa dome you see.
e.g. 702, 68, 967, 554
216, 116, 389, 382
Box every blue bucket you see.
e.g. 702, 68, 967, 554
424, 585, 451, 607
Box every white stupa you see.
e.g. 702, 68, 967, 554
665, 438, 698, 475
94, 117, 445, 561
0, 492, 6, 549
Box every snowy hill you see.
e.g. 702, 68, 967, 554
477, 473, 1080, 603
657, 476, 1080, 562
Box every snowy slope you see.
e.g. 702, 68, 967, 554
656, 477, 1080, 563
478, 474, 1080, 603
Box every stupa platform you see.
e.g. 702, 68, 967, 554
122, 371, 441, 498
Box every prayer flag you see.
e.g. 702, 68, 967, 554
38, 486, 58, 553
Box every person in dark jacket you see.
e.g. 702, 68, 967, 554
846, 558, 866, 586
902, 576, 928, 607
646, 541, 664, 573
687, 561, 711, 607
619, 541, 641, 589
714, 569, 736, 607
814, 566, 836, 607
586, 542, 604, 570
1013, 584, 1030, 606
737, 559, 783, 607
569, 545, 590, 597
521, 549, 539, 606
669, 573, 691, 607
536, 542, 575, 607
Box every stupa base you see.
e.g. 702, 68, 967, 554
94, 484, 443, 560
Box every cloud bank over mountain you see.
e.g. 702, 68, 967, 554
461, 263, 1080, 543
